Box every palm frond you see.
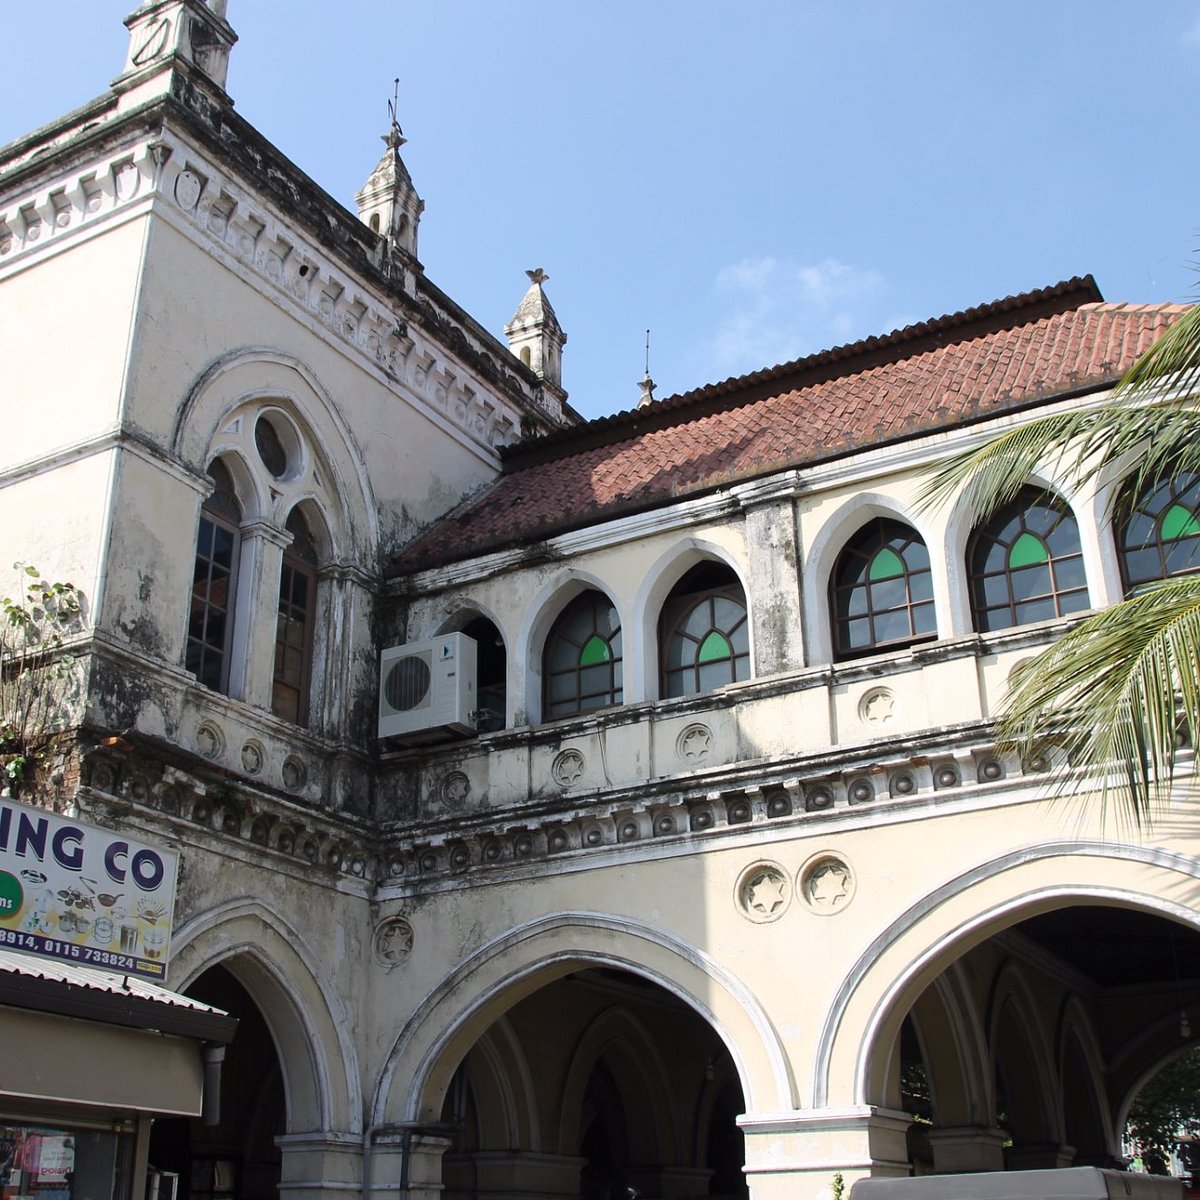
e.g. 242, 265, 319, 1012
920, 402, 1200, 526
1116, 305, 1200, 401
996, 577, 1200, 825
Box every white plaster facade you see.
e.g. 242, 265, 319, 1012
3, 6, 1200, 1200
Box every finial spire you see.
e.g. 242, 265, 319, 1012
356, 75, 424, 259
384, 77, 407, 151
637, 329, 656, 408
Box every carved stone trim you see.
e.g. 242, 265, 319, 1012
736, 861, 791, 924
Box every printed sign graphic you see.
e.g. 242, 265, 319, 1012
0, 799, 178, 980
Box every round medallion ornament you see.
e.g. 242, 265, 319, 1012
800, 854, 855, 914
676, 723, 714, 764
736, 862, 792, 923
281, 756, 307, 792
858, 687, 896, 726
373, 916, 414, 972
195, 722, 224, 760
440, 770, 471, 810
241, 740, 264, 776
552, 749, 586, 789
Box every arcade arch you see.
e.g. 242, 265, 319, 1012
816, 850, 1200, 1177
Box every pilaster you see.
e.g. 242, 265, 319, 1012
740, 1108, 910, 1200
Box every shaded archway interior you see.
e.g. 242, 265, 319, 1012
888, 904, 1200, 1177
440, 967, 747, 1200
148, 965, 285, 1200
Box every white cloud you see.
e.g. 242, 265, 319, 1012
1181, 12, 1200, 47
708, 255, 888, 377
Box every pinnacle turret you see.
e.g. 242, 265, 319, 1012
505, 269, 568, 412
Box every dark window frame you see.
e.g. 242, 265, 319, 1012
186, 462, 242, 694
271, 510, 318, 727
542, 590, 623, 720
659, 569, 750, 698
830, 518, 936, 660
968, 488, 1089, 632
1118, 472, 1200, 594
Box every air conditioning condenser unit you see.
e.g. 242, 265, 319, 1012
378, 633, 477, 739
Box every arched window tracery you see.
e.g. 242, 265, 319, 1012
1119, 472, 1200, 592
968, 488, 1087, 632
659, 562, 750, 698
544, 591, 622, 719
831, 519, 935, 659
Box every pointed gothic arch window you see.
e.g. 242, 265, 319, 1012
660, 562, 750, 698
968, 488, 1088, 632
831, 519, 935, 659
1119, 473, 1200, 592
543, 591, 622, 719
187, 459, 242, 693
272, 508, 319, 726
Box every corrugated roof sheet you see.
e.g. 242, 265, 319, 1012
391, 278, 1189, 573
0, 947, 221, 1013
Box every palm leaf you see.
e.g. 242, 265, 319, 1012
996, 577, 1200, 825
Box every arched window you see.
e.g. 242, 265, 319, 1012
272, 508, 318, 725
543, 590, 622, 719
659, 562, 749, 698
1119, 473, 1200, 592
968, 488, 1088, 632
188, 459, 242, 693
831, 519, 935, 659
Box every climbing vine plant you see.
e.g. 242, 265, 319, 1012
0, 565, 83, 795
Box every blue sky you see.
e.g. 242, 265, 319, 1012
6, 3, 1200, 421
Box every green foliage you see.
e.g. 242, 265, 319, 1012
830, 1172, 845, 1200
1127, 1045, 1200, 1174
920, 311, 1200, 824
0, 564, 83, 796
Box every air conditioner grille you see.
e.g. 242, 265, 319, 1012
384, 655, 431, 712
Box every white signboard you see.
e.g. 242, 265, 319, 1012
0, 799, 178, 980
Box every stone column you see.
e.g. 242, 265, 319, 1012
740, 1107, 910, 1200
229, 520, 288, 709
925, 1125, 1008, 1174
276, 1132, 363, 1200
371, 1132, 453, 1200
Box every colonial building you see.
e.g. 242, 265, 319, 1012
3, 4, 1200, 1200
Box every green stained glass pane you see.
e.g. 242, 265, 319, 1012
698, 630, 732, 664
868, 547, 905, 580
1161, 503, 1200, 541
1008, 532, 1048, 569
579, 634, 611, 666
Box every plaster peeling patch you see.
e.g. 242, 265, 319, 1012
736, 861, 791, 924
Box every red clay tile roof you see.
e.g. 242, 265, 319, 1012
391, 278, 1189, 573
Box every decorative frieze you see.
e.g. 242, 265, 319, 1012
380, 740, 1038, 888
0, 132, 531, 457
